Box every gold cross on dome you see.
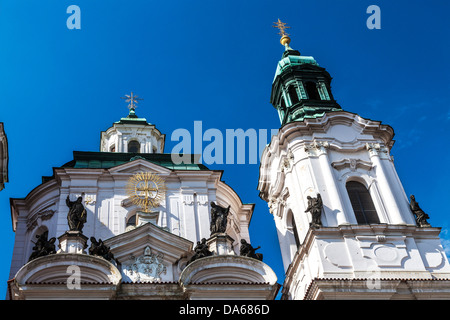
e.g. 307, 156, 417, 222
273, 19, 290, 37
121, 92, 143, 111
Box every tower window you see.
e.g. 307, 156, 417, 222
126, 215, 136, 228
346, 181, 380, 224
305, 81, 321, 100
291, 214, 300, 249
110, 144, 115, 152
288, 86, 299, 105
128, 140, 140, 153
280, 96, 286, 110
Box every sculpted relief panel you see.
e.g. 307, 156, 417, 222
122, 246, 167, 282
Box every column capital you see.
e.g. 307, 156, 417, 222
304, 141, 329, 156
366, 143, 389, 157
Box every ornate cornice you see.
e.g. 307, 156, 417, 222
331, 158, 373, 172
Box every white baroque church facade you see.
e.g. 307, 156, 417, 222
6, 22, 450, 300
7, 107, 279, 300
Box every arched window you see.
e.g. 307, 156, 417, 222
291, 214, 300, 249
128, 140, 140, 153
109, 144, 115, 152
346, 181, 380, 224
126, 215, 136, 229
288, 86, 299, 105
280, 96, 286, 110
305, 81, 321, 100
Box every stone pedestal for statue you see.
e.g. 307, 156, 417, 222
57, 231, 88, 254
136, 210, 159, 227
207, 233, 235, 256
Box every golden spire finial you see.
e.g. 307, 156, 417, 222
273, 19, 291, 47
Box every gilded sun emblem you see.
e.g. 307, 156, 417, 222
126, 172, 166, 212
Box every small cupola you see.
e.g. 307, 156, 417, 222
100, 92, 165, 153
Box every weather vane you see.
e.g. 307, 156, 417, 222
121, 92, 143, 111
273, 19, 292, 47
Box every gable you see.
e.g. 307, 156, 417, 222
104, 222, 193, 283
104, 222, 193, 264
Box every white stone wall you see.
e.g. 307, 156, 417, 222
284, 225, 450, 299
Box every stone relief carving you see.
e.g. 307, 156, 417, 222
356, 236, 409, 267
281, 150, 294, 172
331, 158, 373, 172
26, 209, 56, 232
304, 141, 329, 156
268, 197, 277, 214
122, 246, 167, 282
365, 143, 391, 159
267, 195, 288, 217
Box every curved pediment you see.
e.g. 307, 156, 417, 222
104, 222, 193, 265
179, 255, 278, 285
14, 253, 122, 285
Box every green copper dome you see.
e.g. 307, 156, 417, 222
273, 51, 319, 82
271, 47, 342, 125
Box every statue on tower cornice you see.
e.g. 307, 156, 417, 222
305, 193, 323, 229
28, 231, 56, 262
187, 238, 212, 265
240, 239, 263, 261
409, 195, 431, 227
66, 195, 87, 232
210, 202, 230, 235
89, 237, 117, 264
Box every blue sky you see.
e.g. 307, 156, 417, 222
0, 0, 449, 298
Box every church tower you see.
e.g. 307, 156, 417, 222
258, 21, 450, 299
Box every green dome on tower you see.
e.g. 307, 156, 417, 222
271, 20, 342, 125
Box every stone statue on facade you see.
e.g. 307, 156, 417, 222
305, 193, 323, 228
210, 202, 230, 235
239, 239, 263, 261
89, 237, 117, 263
66, 195, 87, 232
28, 231, 56, 262
188, 238, 212, 265
410, 195, 431, 227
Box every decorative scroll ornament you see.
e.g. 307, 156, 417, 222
126, 172, 167, 212
122, 246, 166, 282
304, 141, 329, 156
